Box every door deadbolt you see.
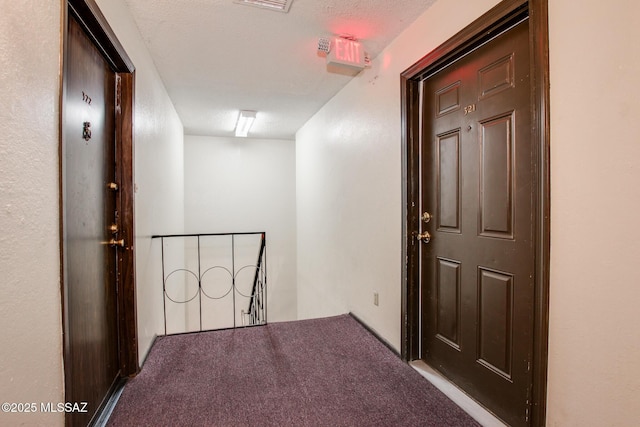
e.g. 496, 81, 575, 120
421, 212, 432, 223
82, 121, 92, 141
417, 231, 431, 243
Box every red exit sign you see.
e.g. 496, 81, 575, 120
326, 37, 365, 70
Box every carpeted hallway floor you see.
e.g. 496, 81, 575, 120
107, 315, 480, 426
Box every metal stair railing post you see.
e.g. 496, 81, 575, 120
248, 233, 266, 325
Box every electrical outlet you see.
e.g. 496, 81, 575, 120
373, 292, 379, 306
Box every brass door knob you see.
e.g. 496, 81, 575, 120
417, 231, 431, 243
108, 239, 125, 247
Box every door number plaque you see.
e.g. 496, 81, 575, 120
464, 104, 476, 115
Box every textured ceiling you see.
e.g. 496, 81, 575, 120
123, 0, 438, 139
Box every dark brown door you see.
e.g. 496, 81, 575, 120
420, 20, 534, 426
62, 16, 120, 426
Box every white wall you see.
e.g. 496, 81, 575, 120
546, 1, 640, 426
95, 0, 186, 364
184, 136, 297, 322
296, 0, 502, 348
297, 0, 640, 425
0, 1, 64, 425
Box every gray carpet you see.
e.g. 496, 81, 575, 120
107, 314, 480, 426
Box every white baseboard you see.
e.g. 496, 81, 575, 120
410, 360, 509, 427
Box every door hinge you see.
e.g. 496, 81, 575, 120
525, 384, 533, 423
115, 74, 122, 110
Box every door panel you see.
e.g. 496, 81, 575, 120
435, 257, 461, 348
421, 20, 533, 426
63, 16, 120, 426
479, 113, 514, 238
477, 267, 513, 379
436, 132, 461, 232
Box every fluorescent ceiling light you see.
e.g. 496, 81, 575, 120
233, 0, 293, 13
235, 110, 256, 137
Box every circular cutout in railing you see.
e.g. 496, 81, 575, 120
164, 269, 200, 304
200, 266, 234, 300
233, 264, 260, 298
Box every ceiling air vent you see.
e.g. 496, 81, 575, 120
233, 0, 293, 13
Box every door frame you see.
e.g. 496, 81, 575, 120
60, 0, 139, 385
400, 0, 550, 425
